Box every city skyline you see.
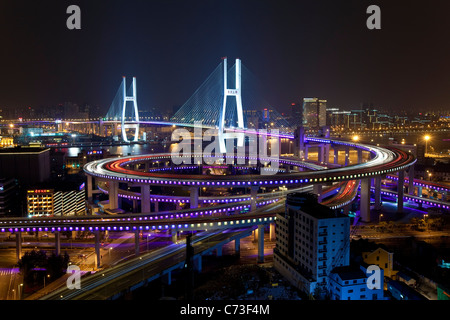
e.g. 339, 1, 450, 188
1, 1, 450, 114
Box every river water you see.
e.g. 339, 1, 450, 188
58, 130, 450, 157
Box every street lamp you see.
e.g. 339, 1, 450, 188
379, 213, 383, 223
44, 274, 50, 288
147, 233, 151, 251
424, 214, 429, 230
424, 135, 430, 155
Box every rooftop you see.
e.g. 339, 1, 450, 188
0, 147, 49, 154
286, 192, 347, 220
387, 280, 427, 300
331, 266, 366, 281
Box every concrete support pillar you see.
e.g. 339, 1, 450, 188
86, 174, 93, 202
317, 145, 324, 163
189, 187, 199, 209
333, 146, 339, 165
408, 166, 415, 196
269, 223, 275, 241
357, 149, 363, 164
278, 136, 282, 156
194, 255, 202, 273
374, 176, 382, 211
163, 271, 172, 286
135, 230, 140, 256
216, 246, 222, 257
296, 126, 305, 159
108, 181, 119, 210
397, 171, 405, 213
113, 123, 118, 136
55, 231, 61, 256
99, 120, 104, 137
171, 229, 177, 243
360, 178, 371, 222
324, 144, 330, 164
344, 146, 350, 166
304, 146, 308, 160
234, 238, 240, 256
154, 201, 159, 213
257, 225, 264, 263
313, 184, 323, 202
15, 232, 22, 262
94, 230, 101, 269
250, 186, 259, 211
140, 184, 150, 213
417, 186, 423, 197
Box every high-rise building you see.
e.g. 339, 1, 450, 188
243, 109, 261, 129
274, 192, 350, 297
302, 98, 327, 130
291, 102, 303, 127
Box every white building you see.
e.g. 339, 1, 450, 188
274, 192, 350, 297
329, 264, 385, 300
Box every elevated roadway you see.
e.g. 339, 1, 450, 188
40, 228, 255, 300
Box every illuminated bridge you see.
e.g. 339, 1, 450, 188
83, 136, 415, 216
2, 57, 433, 281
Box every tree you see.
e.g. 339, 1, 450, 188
47, 252, 70, 279
61, 231, 73, 240
17, 250, 70, 292
17, 250, 48, 286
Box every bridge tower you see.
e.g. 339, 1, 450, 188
218, 58, 245, 153
121, 76, 139, 142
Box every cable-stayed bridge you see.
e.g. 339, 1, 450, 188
5, 58, 297, 145
101, 58, 296, 145
104, 77, 139, 143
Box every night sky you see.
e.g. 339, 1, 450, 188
1, 0, 450, 114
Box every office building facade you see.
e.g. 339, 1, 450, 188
27, 186, 86, 217
302, 98, 327, 130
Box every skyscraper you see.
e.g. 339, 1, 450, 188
302, 98, 327, 129
290, 102, 303, 127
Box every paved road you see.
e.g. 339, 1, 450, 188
42, 228, 253, 300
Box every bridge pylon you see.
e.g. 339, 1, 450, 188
121, 76, 139, 142
218, 58, 245, 153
